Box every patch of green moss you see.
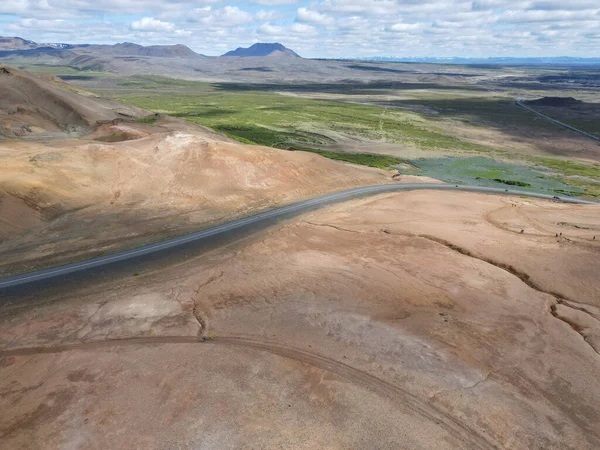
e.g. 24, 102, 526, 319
493, 179, 532, 187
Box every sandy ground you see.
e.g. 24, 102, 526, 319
1, 190, 599, 449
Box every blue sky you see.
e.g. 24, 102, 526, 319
1, 1, 599, 57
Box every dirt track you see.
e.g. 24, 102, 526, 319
0, 336, 496, 449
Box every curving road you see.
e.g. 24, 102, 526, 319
0, 183, 598, 290
516, 99, 600, 142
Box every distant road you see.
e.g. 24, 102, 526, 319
516, 100, 600, 142
0, 183, 598, 290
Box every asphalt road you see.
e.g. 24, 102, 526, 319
516, 100, 600, 142
1, 183, 598, 290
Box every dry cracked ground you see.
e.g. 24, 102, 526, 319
1, 190, 599, 449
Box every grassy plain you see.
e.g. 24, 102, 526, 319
51, 72, 600, 198
111, 82, 493, 154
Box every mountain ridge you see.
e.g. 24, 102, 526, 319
0, 36, 203, 58
222, 43, 300, 58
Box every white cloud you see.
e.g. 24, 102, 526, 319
189, 6, 256, 26
0, 0, 31, 15
297, 7, 334, 25
257, 22, 283, 35
320, 0, 407, 15
131, 17, 174, 32
251, 0, 299, 4
174, 29, 192, 37
290, 22, 317, 34
500, 9, 597, 23
256, 9, 281, 21
9, 18, 75, 33
389, 22, 422, 32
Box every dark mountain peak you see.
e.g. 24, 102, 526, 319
222, 43, 300, 58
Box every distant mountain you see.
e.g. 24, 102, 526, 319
0, 37, 38, 51
0, 46, 75, 59
222, 43, 300, 58
0, 36, 71, 51
0, 37, 203, 59
73, 42, 203, 58
356, 56, 600, 66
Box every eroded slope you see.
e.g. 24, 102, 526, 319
0, 65, 147, 138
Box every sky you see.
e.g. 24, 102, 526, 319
0, 0, 599, 58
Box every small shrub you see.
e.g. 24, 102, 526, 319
136, 116, 158, 125
493, 179, 532, 187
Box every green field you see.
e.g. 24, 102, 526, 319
114, 88, 493, 155
83, 74, 600, 198
288, 147, 405, 170
14, 63, 111, 77
410, 157, 584, 196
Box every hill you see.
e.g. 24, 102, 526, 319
0, 37, 38, 51
74, 42, 203, 58
0, 66, 391, 273
222, 43, 300, 58
526, 97, 583, 107
0, 65, 148, 138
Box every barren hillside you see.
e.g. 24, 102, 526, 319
0, 65, 147, 138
